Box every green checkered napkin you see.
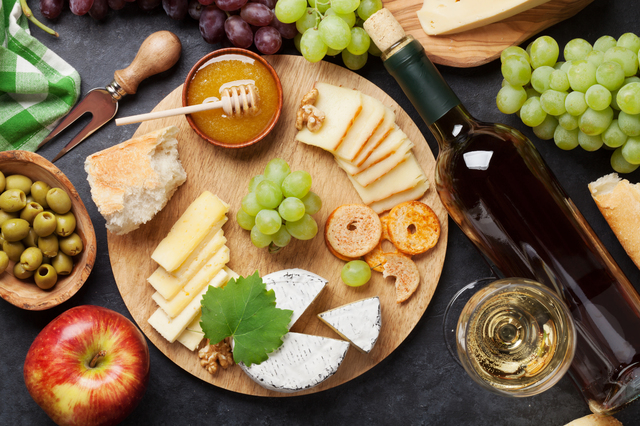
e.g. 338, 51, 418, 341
0, 0, 80, 151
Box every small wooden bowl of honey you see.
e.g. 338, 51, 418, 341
182, 48, 283, 149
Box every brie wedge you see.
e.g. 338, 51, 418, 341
318, 297, 381, 353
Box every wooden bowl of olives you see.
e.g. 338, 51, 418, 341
0, 151, 96, 310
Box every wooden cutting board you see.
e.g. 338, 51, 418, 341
384, 0, 593, 67
108, 55, 448, 396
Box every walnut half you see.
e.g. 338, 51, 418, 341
198, 339, 234, 375
296, 88, 325, 132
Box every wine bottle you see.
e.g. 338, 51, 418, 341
365, 9, 640, 414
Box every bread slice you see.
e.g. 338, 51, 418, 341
333, 93, 385, 162
589, 173, 640, 270
352, 106, 396, 167
564, 414, 623, 426
295, 82, 362, 152
84, 125, 187, 235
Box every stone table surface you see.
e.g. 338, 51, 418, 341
2, 0, 640, 425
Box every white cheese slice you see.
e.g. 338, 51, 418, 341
240, 332, 350, 393
151, 191, 229, 272
352, 107, 396, 167
369, 179, 431, 214
418, 0, 551, 36
318, 297, 381, 353
295, 82, 363, 152
263, 269, 327, 329
334, 93, 385, 162
344, 139, 414, 188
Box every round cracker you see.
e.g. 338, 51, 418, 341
324, 204, 382, 258
387, 201, 440, 256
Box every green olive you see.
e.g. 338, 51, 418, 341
34, 264, 58, 289
60, 233, 83, 256
20, 247, 43, 271
45, 188, 71, 214
0, 209, 18, 227
13, 262, 34, 279
0, 251, 8, 274
38, 234, 59, 258
5, 174, 32, 195
55, 212, 76, 237
0, 171, 5, 193
22, 228, 39, 248
1, 218, 31, 242
20, 202, 44, 224
51, 252, 73, 275
0, 234, 5, 246
26, 195, 35, 204
0, 188, 26, 212
30, 181, 51, 209
33, 211, 57, 237
3, 240, 25, 262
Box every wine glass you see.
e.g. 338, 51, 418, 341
443, 277, 576, 397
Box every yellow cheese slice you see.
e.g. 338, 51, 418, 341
369, 179, 431, 214
334, 94, 385, 162
352, 107, 396, 167
348, 154, 427, 205
151, 191, 229, 272
148, 269, 229, 343
153, 245, 230, 318
148, 228, 227, 300
349, 140, 414, 187
336, 126, 408, 176
418, 0, 551, 36
295, 82, 363, 152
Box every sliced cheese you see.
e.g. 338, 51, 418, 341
418, 0, 551, 36
348, 154, 426, 205
240, 332, 350, 393
148, 227, 227, 300
369, 179, 431, 214
318, 297, 381, 354
176, 314, 204, 351
151, 191, 229, 272
295, 82, 362, 152
338, 126, 407, 175
153, 245, 230, 318
352, 106, 396, 167
148, 268, 229, 343
345, 139, 414, 187
333, 94, 385, 162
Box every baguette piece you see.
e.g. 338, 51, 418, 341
84, 125, 187, 235
564, 414, 622, 426
588, 173, 640, 270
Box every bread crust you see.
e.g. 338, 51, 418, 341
324, 204, 382, 258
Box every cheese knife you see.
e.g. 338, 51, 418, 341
37, 31, 182, 162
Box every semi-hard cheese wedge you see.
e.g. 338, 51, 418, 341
333, 93, 385, 162
151, 191, 229, 272
295, 82, 362, 152
148, 227, 227, 300
240, 332, 350, 393
338, 125, 408, 176
318, 297, 381, 354
153, 245, 230, 318
352, 106, 396, 167
262, 269, 327, 329
148, 268, 229, 343
418, 0, 551, 36
369, 179, 430, 214
347, 140, 414, 188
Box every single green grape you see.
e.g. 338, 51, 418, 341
520, 96, 547, 127
294, 33, 302, 52
275, 0, 307, 23
549, 69, 570, 92
241, 192, 263, 216
560, 60, 573, 74
611, 146, 640, 173
281, 170, 312, 198
324, 8, 356, 27
300, 28, 328, 62
533, 115, 558, 140
616, 82, 640, 115
496, 83, 527, 114
264, 158, 291, 186
501, 56, 532, 86
301, 191, 322, 214
308, 0, 330, 13
326, 47, 342, 56
278, 197, 306, 222
250, 226, 273, 248
625, 76, 640, 85
500, 46, 530, 64
558, 112, 579, 131
340, 260, 371, 287
285, 213, 318, 240
236, 209, 256, 231
255, 180, 284, 209
318, 15, 351, 50
330, 0, 360, 14
578, 130, 603, 151
255, 209, 282, 235
621, 136, 640, 164
585, 84, 612, 111
596, 61, 625, 91
248, 175, 266, 192
368, 41, 382, 57
567, 60, 597, 92
554, 61, 565, 70
347, 27, 370, 55
617, 111, 640, 136
564, 38, 592, 61
586, 50, 605, 68
565, 91, 588, 116
540, 90, 568, 116
342, 50, 368, 70
356, 0, 381, 21
271, 227, 292, 248
602, 120, 628, 148
530, 66, 554, 93
530, 35, 559, 69
603, 46, 638, 77
579, 107, 614, 135
617, 32, 640, 54
296, 8, 320, 34
593, 35, 617, 52
554, 126, 580, 150
525, 87, 541, 99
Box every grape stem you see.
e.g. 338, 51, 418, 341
19, 0, 59, 37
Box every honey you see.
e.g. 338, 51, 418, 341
186, 54, 279, 145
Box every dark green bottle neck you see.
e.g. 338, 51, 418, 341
428, 104, 475, 149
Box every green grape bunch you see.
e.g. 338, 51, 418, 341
275, 0, 383, 69
237, 158, 323, 252
496, 33, 640, 173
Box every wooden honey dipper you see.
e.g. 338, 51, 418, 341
115, 81, 259, 126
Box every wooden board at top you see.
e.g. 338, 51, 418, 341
108, 55, 448, 397
384, 0, 593, 67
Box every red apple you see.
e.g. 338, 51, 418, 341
23, 305, 150, 426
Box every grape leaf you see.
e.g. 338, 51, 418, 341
200, 271, 293, 367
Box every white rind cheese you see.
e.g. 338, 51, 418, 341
318, 297, 382, 354
240, 332, 350, 393
262, 269, 327, 329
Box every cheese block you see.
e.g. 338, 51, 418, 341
318, 297, 381, 353
352, 106, 396, 167
369, 179, 431, 214
295, 82, 362, 152
262, 269, 327, 329
148, 227, 227, 300
348, 154, 427, 205
151, 191, 229, 272
152, 245, 230, 318
240, 332, 350, 393
347, 140, 414, 187
333, 93, 385, 162
148, 268, 229, 343
418, 0, 551, 36
338, 126, 408, 176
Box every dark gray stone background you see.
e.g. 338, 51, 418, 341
2, 0, 640, 425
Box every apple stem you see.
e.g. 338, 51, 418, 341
89, 350, 107, 368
